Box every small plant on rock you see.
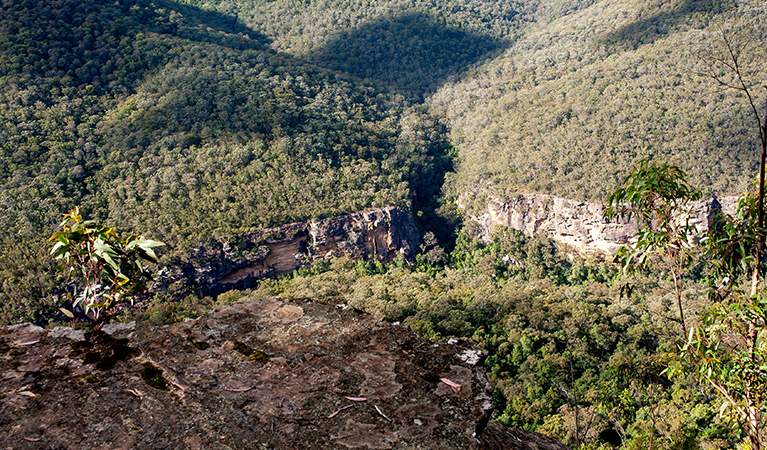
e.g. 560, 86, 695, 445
50, 207, 164, 328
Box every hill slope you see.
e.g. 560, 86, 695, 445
182, 0, 765, 205
2, 0, 765, 322
0, 0, 453, 323
430, 0, 766, 208
0, 0, 451, 245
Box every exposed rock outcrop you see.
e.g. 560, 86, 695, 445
467, 194, 737, 257
0, 297, 567, 450
161, 207, 420, 296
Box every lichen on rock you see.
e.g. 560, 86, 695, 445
140, 362, 169, 390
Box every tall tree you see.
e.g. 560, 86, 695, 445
699, 20, 767, 295
665, 20, 767, 450
604, 158, 702, 338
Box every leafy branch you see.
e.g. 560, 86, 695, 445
604, 158, 703, 338
698, 19, 767, 296
50, 207, 164, 328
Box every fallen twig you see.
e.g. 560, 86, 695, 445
374, 404, 391, 422
127, 388, 145, 399
440, 377, 462, 394
223, 386, 255, 392
169, 379, 187, 392
328, 404, 355, 418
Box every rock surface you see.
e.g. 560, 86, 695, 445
161, 207, 420, 296
0, 297, 567, 449
468, 194, 738, 257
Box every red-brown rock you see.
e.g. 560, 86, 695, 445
1, 297, 568, 450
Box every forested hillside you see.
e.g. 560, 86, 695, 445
431, 0, 766, 206
186, 0, 764, 204
0, 0, 456, 323
2, 0, 764, 317
0, 0, 454, 241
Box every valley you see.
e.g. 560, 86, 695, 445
1, 0, 766, 447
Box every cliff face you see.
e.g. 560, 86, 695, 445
0, 297, 568, 450
161, 207, 420, 296
467, 194, 738, 257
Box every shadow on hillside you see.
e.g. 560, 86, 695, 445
154, 0, 273, 48
3, 0, 467, 247
599, 0, 732, 51
308, 11, 509, 100
0, 0, 273, 94
5, 0, 506, 104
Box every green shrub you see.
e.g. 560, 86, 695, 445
50, 207, 164, 327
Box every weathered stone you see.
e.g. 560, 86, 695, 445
477, 422, 571, 450
467, 194, 737, 257
159, 207, 420, 296
0, 297, 567, 449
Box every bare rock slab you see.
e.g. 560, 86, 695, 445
1, 297, 567, 450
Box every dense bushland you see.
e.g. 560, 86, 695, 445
0, 0, 452, 323
430, 0, 766, 207
2, 0, 763, 322
176, 0, 765, 206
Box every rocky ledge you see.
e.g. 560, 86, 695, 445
0, 296, 567, 450
161, 207, 420, 296
468, 194, 738, 257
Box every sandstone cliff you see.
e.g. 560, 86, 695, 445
0, 297, 568, 450
160, 207, 420, 296
466, 194, 738, 257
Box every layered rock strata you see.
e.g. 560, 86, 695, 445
162, 207, 420, 296
0, 297, 568, 450
468, 194, 738, 257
